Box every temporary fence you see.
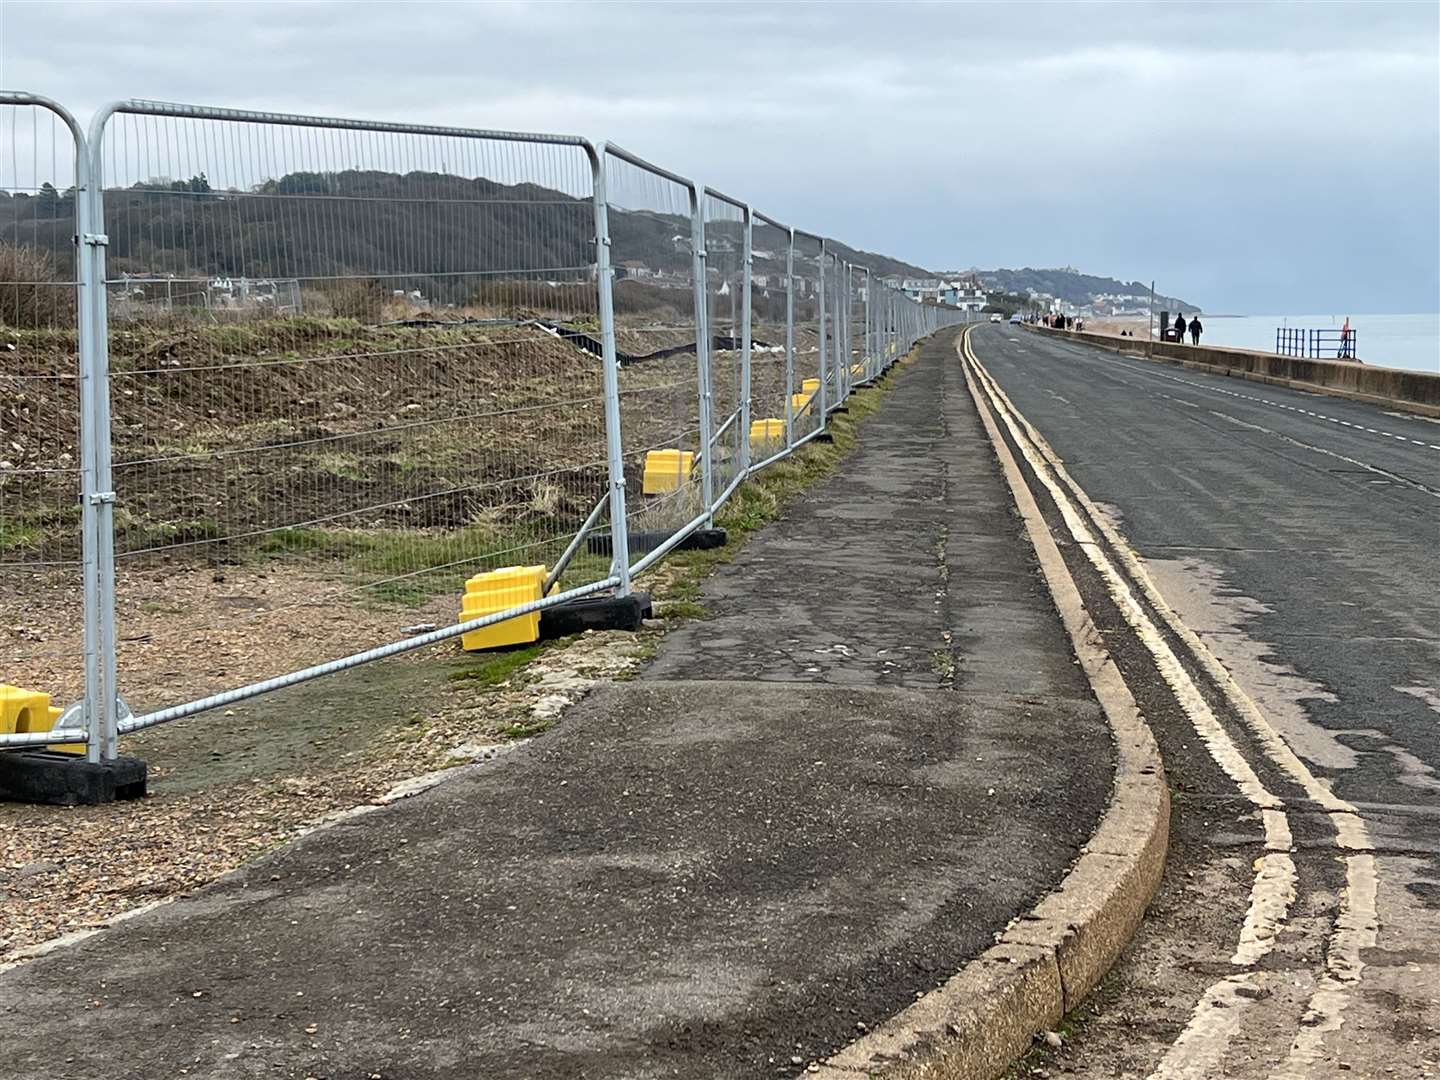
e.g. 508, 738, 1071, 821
0, 92, 974, 764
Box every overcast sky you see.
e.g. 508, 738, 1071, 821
2, 0, 1436, 313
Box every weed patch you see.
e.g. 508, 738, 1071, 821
447, 644, 547, 687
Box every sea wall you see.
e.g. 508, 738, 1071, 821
1036, 327, 1440, 417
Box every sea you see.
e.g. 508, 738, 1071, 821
1196, 313, 1438, 374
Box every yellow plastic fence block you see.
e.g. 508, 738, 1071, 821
790, 392, 814, 419
0, 684, 79, 754
641, 448, 695, 495
802, 378, 820, 396
459, 565, 547, 651
749, 418, 785, 453
850, 363, 866, 377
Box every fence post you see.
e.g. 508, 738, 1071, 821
843, 262, 852, 398
817, 241, 828, 425
81, 122, 120, 762
739, 205, 753, 477
835, 260, 840, 406
838, 261, 849, 402
689, 186, 715, 525
835, 260, 840, 403
784, 229, 795, 452
61, 112, 102, 763
591, 149, 631, 596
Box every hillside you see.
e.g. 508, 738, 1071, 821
941, 266, 1201, 313
0, 171, 931, 302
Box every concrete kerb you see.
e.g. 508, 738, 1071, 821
1032, 326, 1440, 419
812, 326, 1169, 1080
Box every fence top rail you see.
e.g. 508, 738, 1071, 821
599, 141, 697, 195
754, 210, 789, 233
0, 89, 86, 147
87, 98, 597, 163
701, 185, 748, 216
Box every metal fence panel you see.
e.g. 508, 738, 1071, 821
0, 93, 100, 754
1, 90, 972, 763
600, 145, 712, 572
701, 189, 748, 508
791, 231, 825, 444
749, 213, 792, 461
852, 265, 873, 384
90, 103, 620, 732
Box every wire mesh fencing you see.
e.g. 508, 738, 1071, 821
86, 103, 623, 735
0, 94, 101, 755
602, 145, 707, 571
791, 232, 826, 445
702, 189, 749, 505
749, 213, 792, 465
0, 91, 971, 762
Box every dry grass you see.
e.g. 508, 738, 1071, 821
0, 243, 74, 330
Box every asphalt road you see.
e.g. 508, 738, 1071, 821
966, 324, 1440, 1077
970, 324, 1439, 827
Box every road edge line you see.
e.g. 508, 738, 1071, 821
813, 327, 1169, 1079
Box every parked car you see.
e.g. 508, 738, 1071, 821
989, 312, 1003, 323
1008, 313, 1023, 325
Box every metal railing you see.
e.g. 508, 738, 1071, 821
1276, 326, 1357, 361
0, 91, 973, 762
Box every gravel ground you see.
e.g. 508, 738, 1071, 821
1, 617, 656, 964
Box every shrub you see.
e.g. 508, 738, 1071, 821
321, 278, 386, 323
0, 243, 75, 329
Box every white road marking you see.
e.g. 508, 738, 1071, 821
965, 330, 1380, 1074
962, 335, 1299, 1073
1206, 409, 1440, 499
1038, 340, 1440, 454
1270, 855, 1380, 1079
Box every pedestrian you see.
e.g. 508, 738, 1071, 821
1173, 312, 1186, 342
1188, 315, 1202, 345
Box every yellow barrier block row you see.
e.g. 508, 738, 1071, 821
790, 392, 814, 419
749, 418, 785, 452
0, 683, 80, 753
850, 363, 866, 377
459, 565, 548, 651
802, 378, 820, 396
642, 448, 695, 495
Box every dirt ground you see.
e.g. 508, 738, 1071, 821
0, 610, 659, 964
1, 311, 886, 966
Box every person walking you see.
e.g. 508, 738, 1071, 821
1188, 315, 1203, 345
1173, 312, 1187, 342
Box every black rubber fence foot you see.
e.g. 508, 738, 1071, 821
586, 527, 729, 557
540, 592, 653, 639
0, 751, 148, 806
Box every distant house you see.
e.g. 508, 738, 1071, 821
890, 275, 985, 310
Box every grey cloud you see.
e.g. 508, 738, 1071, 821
2, 0, 1435, 311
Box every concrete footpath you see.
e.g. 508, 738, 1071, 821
0, 334, 1114, 1079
